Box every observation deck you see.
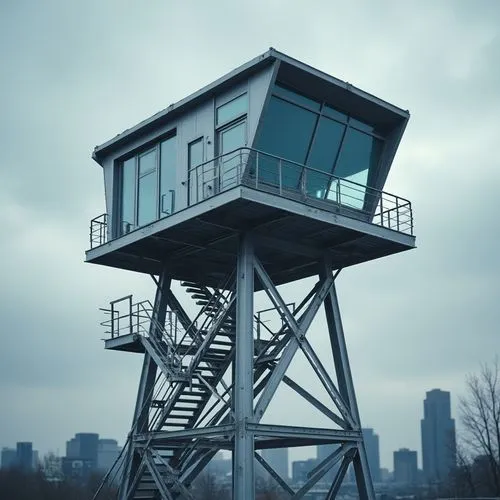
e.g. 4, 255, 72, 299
86, 147, 414, 288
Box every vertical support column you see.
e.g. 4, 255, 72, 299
120, 268, 171, 500
321, 261, 375, 500
233, 234, 255, 499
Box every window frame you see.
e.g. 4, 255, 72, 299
187, 136, 205, 206
215, 92, 248, 129
263, 84, 386, 203
114, 129, 176, 238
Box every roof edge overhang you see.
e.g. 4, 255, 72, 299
92, 48, 410, 165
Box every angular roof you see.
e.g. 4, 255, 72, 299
93, 48, 409, 163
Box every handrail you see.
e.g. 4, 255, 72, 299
89, 147, 414, 249
188, 146, 411, 205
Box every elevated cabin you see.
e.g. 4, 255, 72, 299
87, 49, 415, 288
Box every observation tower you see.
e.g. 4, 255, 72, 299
86, 49, 415, 499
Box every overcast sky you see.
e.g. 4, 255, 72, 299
1, 0, 499, 472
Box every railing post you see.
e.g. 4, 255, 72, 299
380, 196, 384, 227
301, 167, 307, 198
239, 149, 242, 185
136, 303, 140, 335
255, 152, 259, 188
111, 302, 115, 339
396, 197, 400, 232
128, 296, 133, 336
196, 166, 200, 204
410, 203, 414, 236
279, 159, 282, 195
336, 179, 341, 205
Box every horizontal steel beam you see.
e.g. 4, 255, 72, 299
247, 423, 361, 442
134, 424, 235, 443
255, 437, 350, 449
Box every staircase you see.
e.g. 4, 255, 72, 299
119, 278, 303, 499
123, 281, 236, 499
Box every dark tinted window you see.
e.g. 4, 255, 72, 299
120, 157, 135, 234
255, 96, 317, 187
306, 117, 345, 197
274, 84, 321, 111
160, 136, 176, 216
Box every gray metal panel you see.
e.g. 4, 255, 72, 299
93, 51, 276, 163
98, 67, 275, 224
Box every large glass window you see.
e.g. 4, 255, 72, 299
254, 83, 384, 210
306, 117, 345, 198
255, 96, 317, 188
160, 136, 176, 216
137, 149, 157, 226
274, 84, 321, 111
218, 119, 246, 190
327, 129, 382, 209
120, 158, 135, 235
117, 133, 176, 236
188, 138, 204, 205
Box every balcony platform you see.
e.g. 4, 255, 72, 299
104, 333, 144, 353
86, 184, 415, 289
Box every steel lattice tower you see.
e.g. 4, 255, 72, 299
86, 49, 415, 499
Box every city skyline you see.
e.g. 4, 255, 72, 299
1, 0, 499, 475
0, 390, 454, 474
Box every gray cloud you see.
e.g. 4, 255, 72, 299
1, 0, 499, 470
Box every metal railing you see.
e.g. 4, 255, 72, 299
188, 147, 413, 234
89, 148, 413, 249
90, 213, 108, 248
100, 295, 178, 342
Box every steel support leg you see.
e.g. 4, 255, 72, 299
322, 261, 375, 500
120, 268, 171, 500
233, 234, 255, 499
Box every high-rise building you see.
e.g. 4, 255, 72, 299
64, 432, 100, 481
66, 433, 99, 464
97, 439, 121, 472
292, 458, 318, 484
421, 389, 456, 482
16, 442, 33, 471
1, 448, 17, 469
362, 428, 380, 482
41, 453, 63, 482
393, 448, 418, 485
262, 448, 288, 480
317, 444, 337, 483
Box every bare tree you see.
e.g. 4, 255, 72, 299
459, 358, 500, 496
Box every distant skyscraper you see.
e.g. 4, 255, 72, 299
262, 448, 288, 480
66, 433, 99, 464
421, 389, 456, 482
97, 439, 121, 472
292, 458, 318, 484
317, 444, 337, 483
64, 432, 100, 481
1, 448, 17, 469
393, 448, 418, 485
16, 442, 33, 471
362, 428, 381, 483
